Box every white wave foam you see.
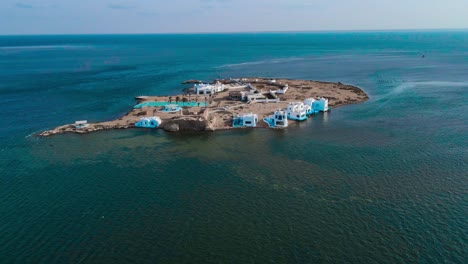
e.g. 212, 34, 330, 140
380, 81, 468, 101
412, 81, 468, 87
395, 81, 468, 93
0, 45, 92, 51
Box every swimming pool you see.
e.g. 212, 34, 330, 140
134, 101, 206, 109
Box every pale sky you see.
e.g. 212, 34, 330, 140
1, 0, 467, 35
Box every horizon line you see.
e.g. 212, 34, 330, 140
1, 27, 467, 37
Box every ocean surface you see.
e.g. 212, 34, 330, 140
0, 31, 467, 263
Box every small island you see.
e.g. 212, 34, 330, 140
39, 78, 368, 136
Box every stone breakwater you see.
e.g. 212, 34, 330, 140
39, 78, 368, 136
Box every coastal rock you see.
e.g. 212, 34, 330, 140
206, 116, 216, 131
160, 118, 211, 132
163, 122, 180, 132
206, 123, 216, 131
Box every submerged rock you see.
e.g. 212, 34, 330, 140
182, 79, 202, 84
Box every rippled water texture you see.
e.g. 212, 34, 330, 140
0, 32, 467, 263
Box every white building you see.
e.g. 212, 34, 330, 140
304, 97, 329, 113
286, 102, 307, 121
233, 113, 258, 127
304, 98, 316, 115
241, 90, 266, 101
263, 110, 288, 128
312, 97, 329, 112
304, 98, 316, 107
275, 84, 289, 94
194, 81, 225, 95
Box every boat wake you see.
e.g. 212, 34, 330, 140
216, 57, 305, 68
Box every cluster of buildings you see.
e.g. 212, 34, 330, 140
234, 97, 329, 129
133, 79, 330, 131
194, 79, 330, 129
196, 79, 287, 103
287, 97, 329, 121
237, 83, 287, 103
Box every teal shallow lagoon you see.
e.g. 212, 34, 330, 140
134, 101, 207, 108
0, 32, 467, 263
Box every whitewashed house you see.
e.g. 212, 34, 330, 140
304, 97, 329, 113
275, 84, 289, 94
304, 98, 316, 115
232, 113, 258, 127
263, 110, 288, 128
304, 98, 316, 107
286, 102, 308, 121
194, 82, 225, 95
241, 90, 266, 101
312, 97, 329, 112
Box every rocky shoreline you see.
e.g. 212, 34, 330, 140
39, 78, 368, 136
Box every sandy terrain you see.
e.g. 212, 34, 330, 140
40, 78, 368, 136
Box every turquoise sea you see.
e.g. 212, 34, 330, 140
0, 31, 467, 263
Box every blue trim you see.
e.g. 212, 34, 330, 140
263, 118, 275, 127
135, 119, 160, 128
306, 109, 319, 115
287, 116, 307, 121
232, 117, 243, 128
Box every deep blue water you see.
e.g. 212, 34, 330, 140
0, 32, 467, 263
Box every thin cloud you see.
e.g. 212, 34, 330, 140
139, 11, 159, 17
15, 3, 34, 9
15, 2, 58, 9
108, 4, 135, 10
199, 0, 231, 10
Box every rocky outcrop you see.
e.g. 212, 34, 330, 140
39, 123, 133, 137
160, 117, 211, 132
162, 122, 180, 132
